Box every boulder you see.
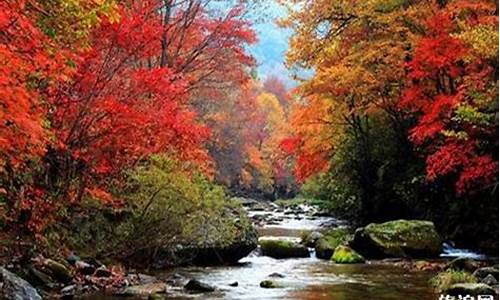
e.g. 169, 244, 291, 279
331, 246, 365, 264
301, 231, 323, 248
170, 211, 258, 266
259, 239, 309, 259
315, 228, 352, 259
447, 257, 483, 273
259, 280, 281, 288
0, 267, 42, 300
473, 267, 499, 281
119, 283, 167, 296
445, 283, 496, 296
268, 272, 285, 278
43, 259, 73, 283
184, 279, 215, 293
349, 220, 442, 258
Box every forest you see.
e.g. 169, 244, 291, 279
0, 0, 498, 299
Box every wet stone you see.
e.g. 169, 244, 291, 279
184, 279, 215, 293
229, 281, 238, 287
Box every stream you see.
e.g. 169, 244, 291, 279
89, 200, 487, 300
160, 201, 438, 300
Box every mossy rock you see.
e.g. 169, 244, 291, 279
350, 220, 442, 258
161, 207, 258, 266
259, 280, 282, 288
315, 228, 352, 259
259, 239, 309, 259
331, 245, 365, 264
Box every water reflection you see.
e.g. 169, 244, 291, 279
172, 256, 436, 300
82, 205, 441, 300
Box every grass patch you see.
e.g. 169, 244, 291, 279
431, 270, 477, 292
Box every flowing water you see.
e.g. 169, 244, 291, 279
87, 201, 488, 300
157, 203, 438, 300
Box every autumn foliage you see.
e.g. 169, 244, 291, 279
400, 3, 498, 194
0, 0, 256, 232
207, 77, 297, 197
281, 0, 498, 195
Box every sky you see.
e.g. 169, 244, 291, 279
246, 2, 296, 88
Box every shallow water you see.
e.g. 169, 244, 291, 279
165, 253, 436, 300
84, 203, 488, 300
165, 206, 436, 300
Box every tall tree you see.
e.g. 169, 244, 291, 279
400, 1, 498, 194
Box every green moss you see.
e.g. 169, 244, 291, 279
331, 245, 365, 264
431, 270, 477, 292
259, 239, 309, 258
315, 228, 352, 259
361, 220, 441, 257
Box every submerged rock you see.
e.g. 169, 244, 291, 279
445, 283, 496, 296
259, 280, 282, 288
349, 220, 442, 258
184, 279, 215, 292
229, 281, 238, 287
259, 239, 309, 259
0, 267, 42, 300
119, 283, 167, 296
331, 246, 365, 264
